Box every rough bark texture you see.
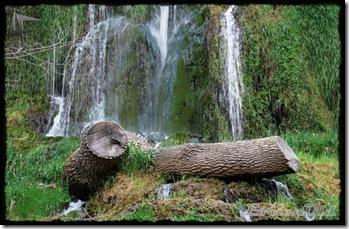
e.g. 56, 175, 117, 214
155, 136, 299, 178
63, 121, 128, 200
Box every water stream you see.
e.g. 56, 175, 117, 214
220, 5, 243, 140
156, 183, 173, 200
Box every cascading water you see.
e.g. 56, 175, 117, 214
47, 5, 111, 136
47, 5, 194, 136
144, 5, 193, 131
145, 5, 170, 131
150, 6, 169, 69
220, 5, 244, 140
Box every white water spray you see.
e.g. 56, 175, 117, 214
150, 6, 169, 69
47, 5, 110, 136
220, 5, 244, 140
46, 96, 65, 136
46, 5, 198, 136
156, 183, 173, 200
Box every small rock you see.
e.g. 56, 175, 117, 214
38, 183, 57, 189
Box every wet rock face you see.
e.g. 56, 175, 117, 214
28, 110, 49, 133
144, 132, 168, 145
188, 133, 204, 143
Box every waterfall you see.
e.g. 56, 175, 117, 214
159, 6, 169, 68
47, 5, 114, 136
141, 5, 193, 132
146, 5, 170, 131
220, 5, 244, 140
87, 5, 95, 29
46, 96, 65, 136
46, 5, 197, 136
150, 6, 169, 69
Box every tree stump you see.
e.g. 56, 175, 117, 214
154, 136, 299, 179
63, 121, 128, 200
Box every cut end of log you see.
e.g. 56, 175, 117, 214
274, 136, 299, 172
84, 121, 128, 159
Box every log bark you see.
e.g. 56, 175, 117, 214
154, 136, 299, 178
63, 121, 128, 200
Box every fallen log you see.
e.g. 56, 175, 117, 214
154, 136, 299, 178
63, 121, 128, 200
62, 121, 299, 199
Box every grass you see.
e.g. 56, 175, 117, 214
5, 97, 80, 221
88, 172, 162, 221
282, 130, 338, 158
120, 144, 155, 174
6, 137, 80, 221
6, 182, 70, 221
159, 133, 189, 148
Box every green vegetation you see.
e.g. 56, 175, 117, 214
121, 144, 155, 174
159, 133, 189, 147
5, 5, 85, 99
240, 5, 340, 138
283, 130, 338, 158
6, 137, 79, 220
126, 5, 152, 23
5, 94, 80, 220
5, 99, 340, 221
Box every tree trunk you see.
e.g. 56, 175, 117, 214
63, 121, 128, 200
154, 136, 299, 178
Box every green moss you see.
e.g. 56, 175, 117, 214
168, 5, 233, 141
120, 202, 155, 222
169, 58, 197, 132
172, 212, 225, 222
240, 5, 340, 138
202, 102, 232, 143
195, 6, 209, 26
